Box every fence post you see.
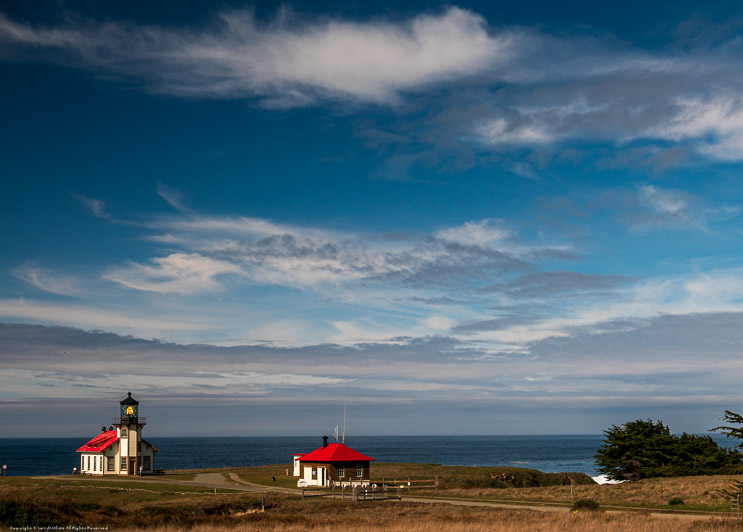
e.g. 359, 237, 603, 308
301, 487, 305, 499
397, 485, 402, 501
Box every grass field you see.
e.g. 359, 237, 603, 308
231, 462, 743, 511
232, 462, 595, 490
3, 465, 743, 530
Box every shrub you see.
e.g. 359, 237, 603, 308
571, 498, 600, 511
668, 498, 685, 506
595, 419, 743, 481
0, 498, 71, 527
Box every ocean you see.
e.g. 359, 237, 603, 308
0, 434, 734, 478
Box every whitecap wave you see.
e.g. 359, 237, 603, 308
592, 474, 625, 485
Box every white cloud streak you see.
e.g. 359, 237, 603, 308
0, 7, 504, 106
12, 264, 82, 296
0, 298, 212, 333
72, 194, 111, 220
104, 253, 244, 294
616, 185, 739, 232
105, 214, 543, 295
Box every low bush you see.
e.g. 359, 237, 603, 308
457, 467, 594, 489
667, 498, 685, 506
571, 498, 600, 511
0, 498, 73, 527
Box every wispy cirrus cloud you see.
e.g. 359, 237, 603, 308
12, 263, 83, 296
536, 184, 739, 235
104, 253, 244, 294
0, 7, 504, 107
9, 185, 743, 351
618, 185, 739, 232
651, 94, 743, 161
5, 6, 743, 163
0, 298, 211, 333
72, 193, 111, 220
108, 213, 557, 294
156, 183, 193, 214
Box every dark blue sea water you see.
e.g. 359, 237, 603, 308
0, 435, 735, 478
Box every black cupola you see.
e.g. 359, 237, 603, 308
120, 391, 139, 418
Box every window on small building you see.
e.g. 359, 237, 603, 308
121, 457, 127, 471
337, 465, 345, 478
107, 456, 114, 471
143, 456, 151, 470
121, 428, 127, 438
81, 456, 84, 470
356, 464, 363, 477
87, 456, 90, 470
93, 456, 97, 471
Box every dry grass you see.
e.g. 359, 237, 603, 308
121, 508, 743, 532
437, 473, 743, 510
234, 461, 595, 491
233, 462, 743, 510
4, 467, 743, 531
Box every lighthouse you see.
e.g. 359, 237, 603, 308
115, 391, 146, 475
76, 392, 158, 475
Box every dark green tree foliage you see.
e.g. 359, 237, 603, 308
711, 410, 743, 448
716, 479, 743, 501
594, 419, 743, 481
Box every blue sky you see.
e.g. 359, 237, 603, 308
3, 0, 743, 437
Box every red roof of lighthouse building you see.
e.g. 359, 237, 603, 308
298, 443, 374, 463
76, 430, 119, 453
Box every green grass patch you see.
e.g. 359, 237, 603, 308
231, 464, 300, 489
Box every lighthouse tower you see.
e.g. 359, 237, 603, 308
114, 391, 147, 475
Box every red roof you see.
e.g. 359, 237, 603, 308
76, 430, 119, 452
298, 443, 374, 463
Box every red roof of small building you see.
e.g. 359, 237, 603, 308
298, 443, 374, 463
76, 430, 119, 453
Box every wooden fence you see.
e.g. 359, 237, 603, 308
301, 477, 438, 502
